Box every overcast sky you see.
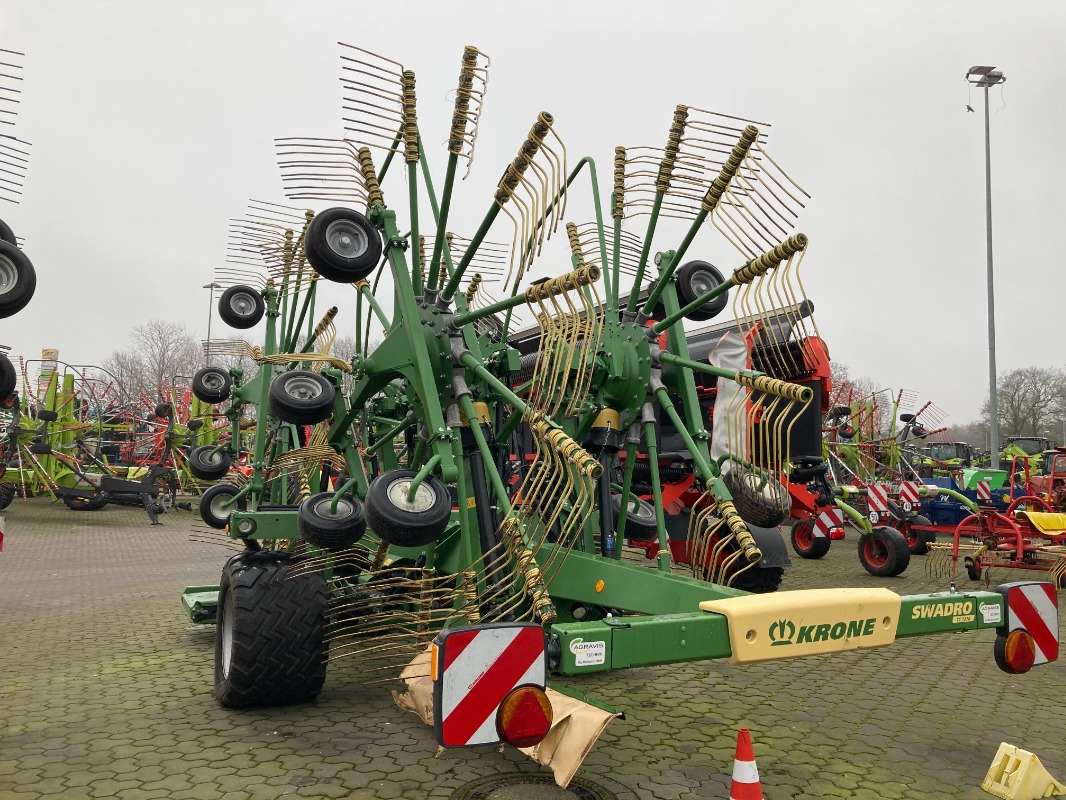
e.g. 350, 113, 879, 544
3, 0, 1064, 425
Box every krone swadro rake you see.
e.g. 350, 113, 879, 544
181, 44, 1060, 787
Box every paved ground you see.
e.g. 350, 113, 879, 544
1, 497, 1063, 799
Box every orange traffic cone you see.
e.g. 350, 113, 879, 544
730, 728, 763, 800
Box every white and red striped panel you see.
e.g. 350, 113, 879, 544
867, 484, 889, 513
976, 481, 991, 502
898, 481, 920, 510
435, 623, 547, 747
998, 582, 1059, 666
814, 508, 844, 538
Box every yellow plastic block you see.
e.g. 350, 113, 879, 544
1014, 511, 1066, 537
982, 743, 1065, 800
699, 588, 900, 665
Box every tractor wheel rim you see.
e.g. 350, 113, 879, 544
324, 219, 369, 259
864, 537, 888, 567
0, 254, 17, 297
386, 478, 436, 513
313, 496, 353, 519
283, 375, 323, 401
221, 589, 234, 678
795, 523, 813, 549
202, 451, 222, 466
230, 292, 256, 316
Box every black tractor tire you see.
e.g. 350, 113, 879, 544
0, 352, 15, 399
0, 217, 15, 246
790, 518, 831, 559
365, 469, 452, 548
268, 370, 335, 426
28, 442, 51, 455
297, 492, 367, 551
722, 468, 790, 528
218, 285, 265, 329
0, 240, 35, 319
610, 493, 659, 538
730, 566, 784, 594
200, 483, 246, 529
0, 482, 15, 510
188, 445, 232, 481
675, 260, 729, 321
965, 558, 982, 582
154, 402, 173, 419
897, 514, 933, 556
858, 526, 910, 578
62, 493, 108, 511
303, 207, 382, 283
187, 418, 204, 431
192, 367, 233, 404
214, 551, 328, 708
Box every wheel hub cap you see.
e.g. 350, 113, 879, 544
325, 219, 368, 259
313, 496, 353, 518
0, 255, 17, 297
386, 479, 436, 512
231, 293, 255, 315
284, 375, 322, 400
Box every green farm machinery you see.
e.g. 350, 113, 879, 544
181, 44, 1059, 784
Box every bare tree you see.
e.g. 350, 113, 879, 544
101, 319, 201, 405
984, 366, 1065, 439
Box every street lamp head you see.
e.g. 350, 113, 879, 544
203, 282, 221, 290
966, 65, 1006, 87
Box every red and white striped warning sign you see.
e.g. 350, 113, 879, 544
435, 623, 547, 747
898, 481, 921, 508
976, 481, 991, 502
814, 508, 844, 538
867, 484, 889, 513
1002, 583, 1059, 666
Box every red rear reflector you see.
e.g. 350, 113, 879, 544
496, 686, 552, 748
995, 629, 1036, 674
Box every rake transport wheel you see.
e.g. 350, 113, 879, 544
0, 352, 15, 399
62, 494, 108, 511
730, 566, 785, 594
192, 367, 233, 404
675, 260, 730, 321
0, 217, 14, 246
268, 370, 335, 426
365, 469, 451, 548
610, 493, 659, 538
895, 514, 933, 556
858, 526, 910, 577
297, 492, 367, 551
199, 482, 246, 530
215, 551, 328, 709
790, 518, 831, 559
303, 207, 382, 283
0, 482, 15, 510
0, 240, 36, 319
218, 284, 266, 329
188, 445, 232, 481
723, 468, 790, 528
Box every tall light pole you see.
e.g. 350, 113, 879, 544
966, 65, 1006, 468
203, 282, 221, 366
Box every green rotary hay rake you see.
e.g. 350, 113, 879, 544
181, 43, 1058, 784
